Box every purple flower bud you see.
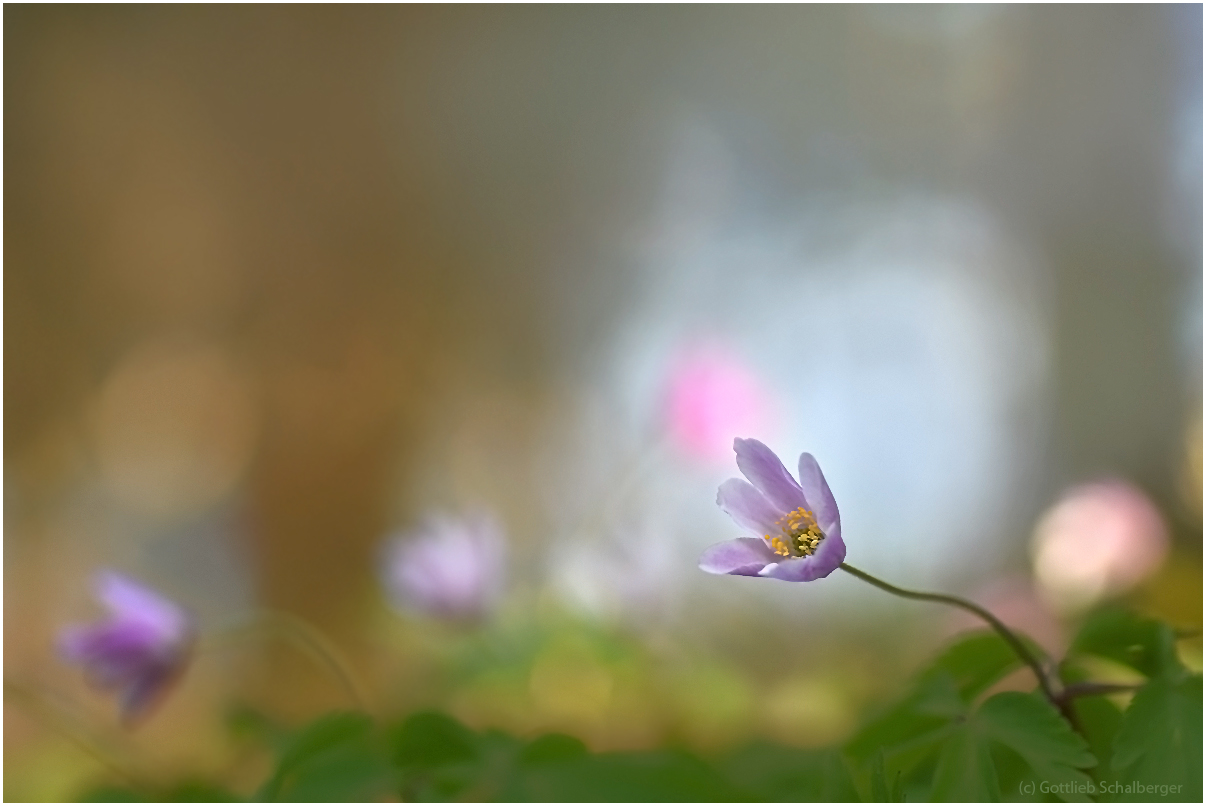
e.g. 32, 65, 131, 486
58, 571, 195, 724
380, 512, 506, 621
699, 438, 846, 582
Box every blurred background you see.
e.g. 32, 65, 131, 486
4, 5, 1202, 799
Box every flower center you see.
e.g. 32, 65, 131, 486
767, 507, 825, 558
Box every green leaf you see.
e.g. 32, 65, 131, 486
978, 692, 1096, 802
278, 743, 393, 802
77, 786, 148, 802
926, 693, 1096, 802
80, 781, 242, 803
455, 730, 525, 802
979, 693, 1095, 768
869, 750, 904, 803
849, 633, 1083, 801
927, 632, 1028, 702
987, 741, 1033, 802
930, 720, 1001, 802
389, 711, 483, 801
518, 733, 589, 765
390, 711, 479, 770
847, 631, 1032, 768
274, 711, 374, 777
502, 749, 741, 802
718, 741, 859, 802
846, 672, 963, 772
914, 671, 970, 719
1111, 674, 1202, 802
845, 694, 953, 766
1071, 610, 1182, 679
226, 704, 290, 754
257, 711, 391, 802
164, 781, 242, 802
388, 713, 526, 801
870, 751, 890, 802
1069, 695, 1124, 779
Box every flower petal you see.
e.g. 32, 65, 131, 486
699, 538, 777, 577
717, 478, 782, 536
757, 531, 846, 582
811, 526, 846, 571
734, 438, 806, 514
797, 453, 840, 535
95, 571, 191, 641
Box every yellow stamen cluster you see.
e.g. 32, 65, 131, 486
767, 507, 825, 557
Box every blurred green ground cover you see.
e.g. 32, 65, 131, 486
73, 610, 1201, 803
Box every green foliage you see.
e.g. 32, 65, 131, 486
77, 787, 148, 802
390, 712, 740, 801
1067, 694, 1124, 779
1070, 609, 1181, 679
904, 691, 1097, 802
390, 712, 521, 801
78, 782, 241, 802
717, 742, 859, 801
226, 703, 292, 755
928, 631, 1030, 702
517, 733, 589, 765
930, 718, 1002, 802
869, 750, 904, 802
847, 630, 1029, 766
1110, 674, 1202, 802
975, 693, 1096, 801
390, 711, 479, 770
848, 631, 1099, 802
68, 612, 1203, 802
1066, 607, 1203, 802
164, 782, 242, 802
257, 711, 393, 802
502, 748, 741, 802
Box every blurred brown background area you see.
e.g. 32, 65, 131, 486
3, 4, 1202, 792
4, 6, 679, 619
6, 6, 491, 625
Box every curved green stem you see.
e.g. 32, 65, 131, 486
203, 610, 371, 712
839, 563, 1060, 705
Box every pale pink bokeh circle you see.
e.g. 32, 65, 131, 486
1031, 480, 1169, 611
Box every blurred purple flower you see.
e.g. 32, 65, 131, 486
699, 438, 846, 582
380, 512, 506, 621
58, 571, 195, 724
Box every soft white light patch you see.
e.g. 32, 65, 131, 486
608, 204, 1050, 593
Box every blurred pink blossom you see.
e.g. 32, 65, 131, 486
1031, 480, 1169, 611
664, 344, 775, 462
